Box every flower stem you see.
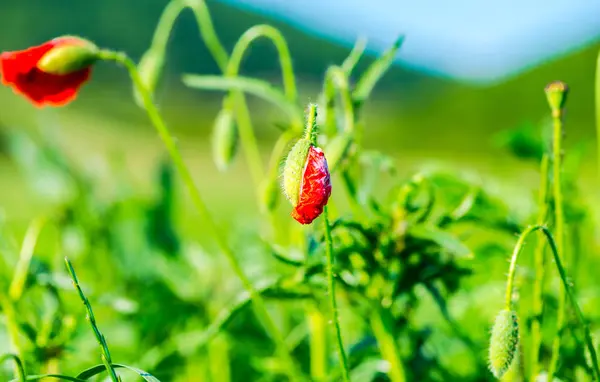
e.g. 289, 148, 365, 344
308, 306, 328, 381
322, 206, 350, 382
548, 96, 566, 381
504, 225, 600, 380
64, 257, 120, 382
370, 307, 406, 382
98, 50, 301, 381
529, 153, 550, 380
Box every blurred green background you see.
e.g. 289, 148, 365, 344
1, 2, 600, 381
1, 0, 599, 229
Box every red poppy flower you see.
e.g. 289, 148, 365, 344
290, 146, 332, 224
0, 37, 97, 107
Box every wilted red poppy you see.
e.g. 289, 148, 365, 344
291, 146, 332, 224
0, 37, 98, 107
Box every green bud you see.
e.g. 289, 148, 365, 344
211, 107, 238, 171
37, 37, 99, 75
489, 309, 520, 379
325, 133, 353, 173
544, 81, 568, 114
282, 138, 311, 205
134, 49, 165, 106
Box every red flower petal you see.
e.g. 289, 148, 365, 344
292, 146, 332, 224
0, 37, 92, 107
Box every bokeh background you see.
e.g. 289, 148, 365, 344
1, 1, 600, 381
1, 0, 599, 229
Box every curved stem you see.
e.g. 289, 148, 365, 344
228, 25, 297, 104
149, 0, 186, 53
504, 225, 600, 380
64, 258, 120, 382
324, 66, 355, 135
322, 206, 350, 382
504, 225, 541, 310
530, 154, 550, 380
548, 103, 566, 380
185, 0, 229, 69
225, 25, 301, 189
0, 354, 26, 382
98, 50, 301, 381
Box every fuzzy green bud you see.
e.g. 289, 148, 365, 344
489, 309, 520, 379
37, 37, 99, 75
544, 81, 568, 116
211, 107, 238, 171
282, 138, 311, 205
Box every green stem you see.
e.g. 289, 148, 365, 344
504, 226, 600, 381
529, 154, 550, 381
308, 306, 328, 381
64, 257, 120, 382
149, 0, 185, 53
324, 66, 355, 135
185, 0, 229, 69
548, 101, 566, 381
225, 24, 301, 189
0, 354, 26, 382
98, 50, 301, 381
322, 206, 350, 382
370, 307, 407, 382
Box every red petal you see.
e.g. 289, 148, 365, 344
0, 38, 92, 107
291, 146, 332, 224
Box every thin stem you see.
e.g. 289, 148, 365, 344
341, 36, 368, 75
530, 154, 550, 381
64, 257, 120, 382
225, 24, 301, 189
370, 307, 407, 382
504, 226, 600, 380
149, 0, 185, 53
308, 306, 328, 381
540, 228, 600, 380
322, 206, 350, 382
185, 0, 229, 70
0, 354, 26, 382
324, 66, 355, 135
504, 225, 541, 310
548, 102, 566, 381
304, 103, 318, 144
98, 50, 301, 381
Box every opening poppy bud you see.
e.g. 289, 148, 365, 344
1, 37, 97, 107
282, 104, 332, 225
36, 37, 99, 75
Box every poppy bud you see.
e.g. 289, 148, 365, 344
489, 309, 520, 379
211, 103, 239, 171
1, 36, 98, 107
36, 37, 99, 75
282, 104, 332, 225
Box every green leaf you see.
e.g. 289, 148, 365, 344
409, 225, 473, 259
76, 363, 160, 381
353, 36, 404, 104
182, 74, 303, 122
10, 375, 85, 382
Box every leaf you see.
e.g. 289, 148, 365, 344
353, 36, 404, 104
182, 74, 302, 122
76, 363, 161, 381
409, 225, 473, 259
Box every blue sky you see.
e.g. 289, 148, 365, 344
217, 0, 600, 83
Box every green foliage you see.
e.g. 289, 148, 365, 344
1, 1, 600, 381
